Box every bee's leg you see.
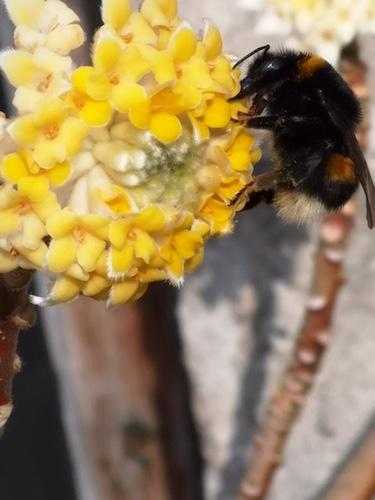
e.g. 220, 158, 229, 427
230, 170, 280, 207
247, 116, 283, 129
254, 170, 280, 190
247, 115, 319, 130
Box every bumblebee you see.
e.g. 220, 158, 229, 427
234, 45, 375, 228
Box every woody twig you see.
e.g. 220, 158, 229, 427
322, 422, 375, 500
238, 39, 369, 500
0, 269, 34, 430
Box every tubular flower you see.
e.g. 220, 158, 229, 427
0, 0, 261, 306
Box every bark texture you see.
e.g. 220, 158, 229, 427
0, 269, 34, 429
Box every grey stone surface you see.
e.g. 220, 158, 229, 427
178, 3, 375, 499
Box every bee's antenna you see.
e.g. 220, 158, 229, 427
233, 45, 271, 69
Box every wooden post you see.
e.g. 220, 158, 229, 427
42, 284, 203, 500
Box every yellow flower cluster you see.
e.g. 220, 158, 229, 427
0, 0, 261, 306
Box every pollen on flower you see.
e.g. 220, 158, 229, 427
0, 0, 261, 306
43, 124, 60, 140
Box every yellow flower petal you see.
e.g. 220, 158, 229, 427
0, 210, 20, 236
133, 206, 166, 232
46, 208, 78, 238
110, 279, 140, 305
168, 25, 197, 64
166, 249, 184, 280
181, 56, 214, 89
47, 237, 77, 272
188, 113, 210, 141
13, 87, 44, 114
33, 98, 66, 128
33, 139, 66, 170
32, 192, 60, 222
72, 66, 95, 94
152, 51, 176, 84
1, 152, 29, 183
109, 219, 130, 248
129, 99, 151, 129
46, 25, 85, 55
4, 0, 44, 27
101, 187, 132, 215
59, 117, 88, 156
87, 70, 112, 101
229, 130, 256, 152
49, 276, 82, 304
250, 148, 262, 164
47, 161, 72, 186
81, 214, 109, 239
93, 38, 122, 72
101, 0, 132, 31
77, 234, 106, 272
138, 268, 166, 283
185, 247, 204, 273
133, 231, 157, 263
9, 115, 39, 146
141, 0, 170, 27
44, 0, 80, 25
80, 99, 113, 127
204, 97, 231, 128
112, 82, 148, 113
149, 112, 182, 144
82, 274, 110, 297
13, 239, 48, 268
0, 50, 37, 86
203, 24, 223, 60
119, 46, 152, 81
157, 26, 172, 50
19, 212, 46, 249
126, 12, 158, 44
110, 244, 134, 274
18, 175, 49, 202
173, 83, 201, 110
159, 0, 177, 19
173, 230, 202, 259
33, 47, 71, 74
228, 151, 252, 172
218, 176, 246, 200
211, 56, 235, 92
131, 283, 149, 302
65, 263, 89, 281
200, 197, 234, 233
151, 88, 186, 115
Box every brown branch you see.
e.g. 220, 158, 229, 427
238, 206, 355, 500
322, 424, 375, 500
0, 269, 34, 430
238, 40, 368, 500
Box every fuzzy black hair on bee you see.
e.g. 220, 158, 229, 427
234, 46, 375, 228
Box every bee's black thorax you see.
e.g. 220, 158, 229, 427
237, 49, 366, 219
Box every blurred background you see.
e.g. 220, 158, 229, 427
1, 1, 375, 500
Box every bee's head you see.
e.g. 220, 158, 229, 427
234, 47, 300, 111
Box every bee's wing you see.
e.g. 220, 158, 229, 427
318, 89, 375, 229
345, 131, 375, 229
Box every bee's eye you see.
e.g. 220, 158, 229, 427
262, 60, 281, 73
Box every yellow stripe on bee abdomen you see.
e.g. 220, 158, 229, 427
327, 153, 356, 183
